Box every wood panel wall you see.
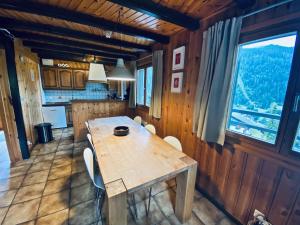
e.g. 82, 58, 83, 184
72, 100, 128, 142
14, 39, 43, 150
133, 2, 300, 225
0, 49, 22, 162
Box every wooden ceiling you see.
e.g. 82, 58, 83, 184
0, 0, 235, 64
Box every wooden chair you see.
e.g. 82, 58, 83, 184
83, 148, 105, 223
145, 124, 156, 134
133, 116, 142, 125
147, 136, 182, 215
163, 136, 182, 152
85, 121, 91, 133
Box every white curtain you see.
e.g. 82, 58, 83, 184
192, 17, 242, 145
128, 61, 137, 108
149, 50, 163, 118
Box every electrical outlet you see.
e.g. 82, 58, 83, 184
254, 209, 265, 218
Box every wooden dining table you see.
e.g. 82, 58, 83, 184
88, 116, 197, 225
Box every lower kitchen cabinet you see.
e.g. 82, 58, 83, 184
65, 105, 73, 126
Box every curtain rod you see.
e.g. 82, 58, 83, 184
242, 0, 294, 19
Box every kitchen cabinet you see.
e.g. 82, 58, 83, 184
73, 70, 87, 89
42, 68, 59, 89
65, 105, 73, 126
58, 69, 73, 89
41, 67, 88, 90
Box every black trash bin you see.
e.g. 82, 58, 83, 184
35, 123, 53, 143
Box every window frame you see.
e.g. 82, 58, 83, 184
225, 28, 300, 159
136, 63, 153, 108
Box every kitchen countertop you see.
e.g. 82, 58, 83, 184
43, 99, 126, 106
42, 102, 71, 107
71, 99, 126, 103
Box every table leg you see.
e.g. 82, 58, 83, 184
106, 179, 127, 225
175, 161, 197, 223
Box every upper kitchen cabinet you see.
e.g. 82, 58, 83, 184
73, 70, 87, 89
42, 67, 59, 89
41, 67, 88, 90
58, 69, 73, 89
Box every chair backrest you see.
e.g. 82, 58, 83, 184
83, 148, 95, 184
87, 133, 96, 152
163, 136, 182, 152
133, 116, 142, 125
85, 121, 91, 133
145, 124, 156, 134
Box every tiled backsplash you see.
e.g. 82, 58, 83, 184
44, 82, 116, 102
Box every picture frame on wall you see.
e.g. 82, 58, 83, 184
172, 46, 185, 71
171, 72, 183, 93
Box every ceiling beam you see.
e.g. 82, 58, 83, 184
23, 41, 135, 60
0, 0, 169, 43
37, 52, 116, 66
13, 31, 138, 57
108, 0, 199, 30
0, 17, 152, 51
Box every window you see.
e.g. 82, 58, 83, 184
227, 33, 297, 144
136, 66, 153, 107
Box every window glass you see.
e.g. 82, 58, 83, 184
146, 67, 153, 107
137, 69, 145, 105
227, 33, 297, 144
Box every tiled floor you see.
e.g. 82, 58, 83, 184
0, 128, 237, 225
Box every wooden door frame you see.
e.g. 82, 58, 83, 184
0, 48, 22, 162
0, 33, 30, 161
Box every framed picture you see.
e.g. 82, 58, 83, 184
171, 72, 183, 93
172, 46, 185, 70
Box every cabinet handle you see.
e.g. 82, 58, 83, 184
50, 109, 57, 111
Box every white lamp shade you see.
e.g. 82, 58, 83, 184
107, 58, 135, 81
88, 63, 107, 82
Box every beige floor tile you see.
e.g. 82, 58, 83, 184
19, 220, 36, 225
70, 183, 95, 206
2, 198, 40, 225
0, 189, 17, 207
13, 182, 45, 203
154, 189, 176, 217
44, 176, 70, 195
52, 157, 72, 168
22, 170, 49, 186
36, 208, 69, 225
192, 198, 225, 225
13, 158, 35, 167
167, 213, 206, 225
37, 148, 57, 156
0, 164, 31, 179
48, 164, 72, 180
218, 217, 237, 225
71, 161, 86, 174
34, 153, 55, 163
0, 175, 24, 192
135, 197, 165, 225
71, 171, 89, 188
55, 149, 73, 159
69, 200, 97, 225
27, 161, 52, 174
38, 190, 70, 217
59, 139, 74, 146
151, 182, 169, 196
0, 206, 8, 224
58, 144, 74, 151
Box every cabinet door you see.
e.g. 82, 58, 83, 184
58, 69, 73, 89
73, 70, 87, 89
42, 68, 58, 89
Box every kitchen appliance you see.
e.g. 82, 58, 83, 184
42, 106, 67, 129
